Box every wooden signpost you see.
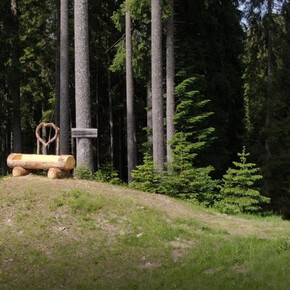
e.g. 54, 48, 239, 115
71, 128, 98, 139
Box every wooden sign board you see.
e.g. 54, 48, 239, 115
71, 128, 98, 138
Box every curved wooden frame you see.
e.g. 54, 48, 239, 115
35, 123, 60, 155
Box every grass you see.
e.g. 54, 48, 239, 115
0, 175, 289, 289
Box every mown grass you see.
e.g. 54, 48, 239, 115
0, 176, 289, 289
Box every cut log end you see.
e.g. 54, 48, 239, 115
12, 167, 31, 177
48, 168, 71, 179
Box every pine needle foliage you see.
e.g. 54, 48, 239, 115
216, 146, 270, 214
95, 163, 122, 185
130, 76, 218, 205
161, 76, 218, 206
130, 153, 162, 193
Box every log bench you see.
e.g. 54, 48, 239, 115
7, 153, 75, 179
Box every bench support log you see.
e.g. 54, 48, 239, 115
12, 167, 31, 177
48, 168, 71, 179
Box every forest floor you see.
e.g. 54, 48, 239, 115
0, 175, 290, 289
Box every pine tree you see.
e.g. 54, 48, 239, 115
160, 76, 217, 206
217, 146, 270, 214
130, 153, 162, 193
243, 0, 290, 216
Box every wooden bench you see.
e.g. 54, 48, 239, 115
7, 153, 75, 179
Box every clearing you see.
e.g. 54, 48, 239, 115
0, 175, 289, 289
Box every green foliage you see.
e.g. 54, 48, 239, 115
130, 153, 162, 193
131, 76, 218, 206
95, 163, 122, 185
160, 76, 218, 206
161, 165, 218, 207
174, 76, 215, 157
74, 164, 94, 180
216, 146, 270, 214
110, 0, 151, 80
175, 0, 245, 176
242, 3, 290, 217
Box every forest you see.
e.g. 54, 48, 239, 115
1, 0, 290, 218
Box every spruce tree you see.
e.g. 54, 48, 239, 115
217, 146, 270, 214
161, 76, 217, 206
130, 153, 162, 193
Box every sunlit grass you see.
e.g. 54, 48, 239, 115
0, 176, 289, 289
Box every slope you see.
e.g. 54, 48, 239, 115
0, 175, 289, 289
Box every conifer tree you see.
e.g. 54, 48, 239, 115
217, 146, 270, 214
130, 153, 162, 193
161, 76, 217, 206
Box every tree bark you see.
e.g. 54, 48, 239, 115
151, 0, 165, 171
265, 0, 273, 161
55, 0, 61, 128
147, 80, 153, 145
126, 5, 137, 183
11, 0, 22, 153
166, 0, 175, 166
60, 0, 70, 155
74, 0, 94, 171
107, 54, 114, 165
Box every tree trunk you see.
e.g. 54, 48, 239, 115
265, 0, 273, 161
151, 0, 165, 171
11, 0, 22, 153
147, 80, 153, 145
55, 0, 61, 128
74, 0, 93, 171
126, 5, 137, 183
60, 0, 70, 155
95, 63, 100, 170
107, 54, 114, 166
166, 0, 175, 166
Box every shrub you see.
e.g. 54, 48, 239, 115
215, 146, 270, 214
130, 153, 162, 193
95, 163, 122, 185
74, 163, 94, 180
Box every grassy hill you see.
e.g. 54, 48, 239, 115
0, 175, 289, 289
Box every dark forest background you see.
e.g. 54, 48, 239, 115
1, 0, 290, 217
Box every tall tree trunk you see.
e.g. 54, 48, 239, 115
107, 55, 114, 166
265, 0, 273, 161
11, 0, 22, 153
55, 0, 61, 128
166, 0, 175, 166
74, 0, 93, 171
126, 5, 137, 183
95, 63, 100, 170
60, 0, 70, 155
147, 80, 153, 145
151, 0, 165, 171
